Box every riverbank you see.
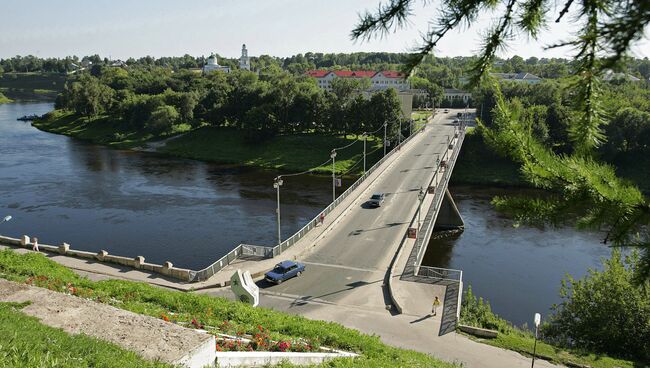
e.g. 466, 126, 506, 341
0, 249, 456, 368
0, 92, 12, 104
0, 72, 65, 101
34, 109, 385, 176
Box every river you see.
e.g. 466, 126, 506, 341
422, 186, 613, 326
0, 102, 336, 269
1, 102, 612, 326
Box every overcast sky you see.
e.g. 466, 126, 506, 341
1, 0, 648, 60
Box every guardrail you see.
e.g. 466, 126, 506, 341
417, 265, 463, 282
190, 119, 431, 282
412, 125, 466, 273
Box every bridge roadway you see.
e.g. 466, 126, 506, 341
256, 110, 459, 311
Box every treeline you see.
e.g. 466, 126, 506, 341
474, 78, 650, 169
54, 66, 404, 141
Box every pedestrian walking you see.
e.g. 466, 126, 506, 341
432, 296, 441, 316
319, 213, 325, 226
32, 237, 39, 252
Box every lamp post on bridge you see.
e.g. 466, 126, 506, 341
331, 149, 337, 203
398, 119, 402, 147
417, 187, 425, 228
273, 177, 283, 246
362, 132, 368, 174
383, 122, 388, 156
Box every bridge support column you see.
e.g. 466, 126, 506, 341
434, 189, 464, 231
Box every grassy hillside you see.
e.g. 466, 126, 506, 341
35, 110, 385, 176
0, 72, 66, 101
0, 249, 456, 368
162, 126, 384, 175
0, 302, 173, 368
0, 91, 12, 104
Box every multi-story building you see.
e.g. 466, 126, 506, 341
305, 70, 410, 91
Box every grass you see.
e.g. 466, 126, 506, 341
0, 91, 12, 104
0, 302, 173, 368
162, 127, 385, 175
33, 110, 156, 149
459, 286, 638, 368
0, 72, 66, 101
0, 249, 457, 368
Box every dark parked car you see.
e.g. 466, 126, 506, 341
264, 260, 305, 284
368, 193, 386, 207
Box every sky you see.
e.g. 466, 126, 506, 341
1, 0, 648, 60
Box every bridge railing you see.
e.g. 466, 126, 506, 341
417, 266, 463, 282
190, 119, 430, 282
413, 125, 466, 272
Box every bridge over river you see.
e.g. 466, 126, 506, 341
200, 109, 471, 331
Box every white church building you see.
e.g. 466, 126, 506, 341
203, 44, 250, 74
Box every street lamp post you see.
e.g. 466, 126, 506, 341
383, 122, 388, 156
362, 132, 367, 174
532, 313, 541, 368
398, 119, 402, 147
273, 177, 283, 246
417, 187, 425, 227
331, 149, 337, 202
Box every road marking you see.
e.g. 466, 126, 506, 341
300, 261, 382, 273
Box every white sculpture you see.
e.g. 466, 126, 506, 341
230, 269, 259, 307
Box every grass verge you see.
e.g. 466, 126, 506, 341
459, 286, 638, 368
0, 301, 173, 368
0, 91, 12, 104
0, 249, 456, 368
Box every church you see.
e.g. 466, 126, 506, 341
203, 44, 250, 74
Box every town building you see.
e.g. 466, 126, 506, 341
443, 88, 472, 104
239, 44, 250, 71
602, 69, 641, 82
203, 54, 230, 74
490, 72, 542, 84
305, 70, 410, 91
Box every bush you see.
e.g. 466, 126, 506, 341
460, 285, 516, 334
543, 250, 650, 362
146, 104, 178, 134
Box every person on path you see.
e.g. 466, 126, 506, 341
32, 237, 39, 252
432, 296, 441, 316
319, 213, 325, 226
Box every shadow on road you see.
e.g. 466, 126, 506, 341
410, 314, 434, 324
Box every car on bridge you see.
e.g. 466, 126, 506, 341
264, 260, 305, 284
368, 193, 386, 207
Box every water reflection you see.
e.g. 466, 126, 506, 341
0, 102, 342, 269
422, 186, 612, 326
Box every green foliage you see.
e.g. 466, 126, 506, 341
543, 250, 650, 361
0, 249, 455, 368
460, 285, 638, 368
0, 302, 173, 368
0, 91, 12, 104
146, 105, 179, 134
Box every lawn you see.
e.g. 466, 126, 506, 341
162, 127, 385, 175
0, 301, 173, 368
0, 92, 12, 104
0, 249, 457, 368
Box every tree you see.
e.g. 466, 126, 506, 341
352, 0, 650, 281
146, 105, 178, 134
543, 251, 650, 362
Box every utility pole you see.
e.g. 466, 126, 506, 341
273, 176, 283, 246
398, 119, 402, 147
362, 132, 367, 174
330, 149, 337, 202
383, 122, 388, 156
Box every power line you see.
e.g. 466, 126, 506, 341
279, 156, 333, 178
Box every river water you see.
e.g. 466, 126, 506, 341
422, 186, 612, 326
1, 102, 612, 326
0, 102, 335, 269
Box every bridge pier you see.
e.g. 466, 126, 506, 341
433, 189, 464, 231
